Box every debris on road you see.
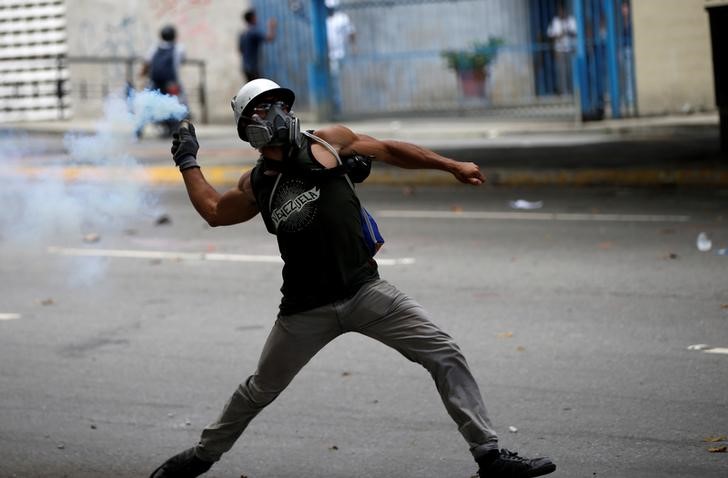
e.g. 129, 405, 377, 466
83, 232, 100, 243
509, 199, 543, 210
508, 426, 518, 433
40, 298, 54, 306
496, 332, 513, 339
703, 435, 727, 442
696, 232, 712, 252
155, 214, 172, 225
707, 446, 727, 453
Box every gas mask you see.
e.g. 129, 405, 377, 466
244, 101, 302, 149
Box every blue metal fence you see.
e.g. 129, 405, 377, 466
252, 0, 635, 121
249, 0, 315, 112
572, 0, 637, 119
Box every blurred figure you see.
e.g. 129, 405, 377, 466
238, 8, 277, 81
620, 0, 635, 111
547, 2, 577, 95
140, 24, 187, 137
326, 0, 355, 114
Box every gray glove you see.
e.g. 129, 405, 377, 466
171, 120, 200, 171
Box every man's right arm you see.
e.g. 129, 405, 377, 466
266, 18, 277, 42
172, 122, 259, 226
181, 169, 259, 227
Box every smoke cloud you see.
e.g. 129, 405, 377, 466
0, 89, 188, 285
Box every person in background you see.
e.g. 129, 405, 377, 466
239, 8, 277, 82
148, 77, 557, 478
139, 24, 187, 137
326, 0, 355, 114
547, 2, 577, 95
620, 0, 635, 112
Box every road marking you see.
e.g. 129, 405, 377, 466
47, 247, 415, 266
687, 344, 710, 351
0, 313, 21, 321
3, 165, 250, 185
687, 344, 728, 355
377, 210, 691, 223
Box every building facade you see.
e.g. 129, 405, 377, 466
632, 0, 719, 115
0, 0, 721, 123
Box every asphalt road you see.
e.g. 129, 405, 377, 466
1, 184, 727, 478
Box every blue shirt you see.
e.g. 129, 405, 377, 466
239, 27, 266, 72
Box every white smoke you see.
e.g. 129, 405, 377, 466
0, 89, 188, 285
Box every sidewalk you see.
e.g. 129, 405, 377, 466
3, 112, 726, 187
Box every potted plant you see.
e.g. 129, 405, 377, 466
442, 37, 504, 98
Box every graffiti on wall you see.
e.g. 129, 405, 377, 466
148, 0, 217, 50
73, 0, 219, 58
76, 16, 144, 57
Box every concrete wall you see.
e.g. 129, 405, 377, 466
632, 0, 716, 115
65, 0, 251, 123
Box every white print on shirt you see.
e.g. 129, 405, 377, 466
271, 178, 320, 232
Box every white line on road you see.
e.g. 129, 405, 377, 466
47, 247, 415, 266
687, 344, 728, 355
377, 210, 692, 223
0, 313, 21, 321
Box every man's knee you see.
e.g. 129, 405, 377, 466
238, 374, 283, 409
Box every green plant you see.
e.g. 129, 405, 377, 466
441, 37, 505, 72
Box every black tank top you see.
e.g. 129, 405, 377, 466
250, 136, 379, 315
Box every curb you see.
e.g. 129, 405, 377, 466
5, 165, 728, 187
484, 168, 728, 187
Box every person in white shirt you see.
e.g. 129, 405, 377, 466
547, 3, 577, 95
326, 0, 355, 114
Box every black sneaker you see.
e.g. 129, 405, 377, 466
477, 449, 556, 478
149, 447, 213, 478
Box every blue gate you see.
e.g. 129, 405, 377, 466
251, 0, 315, 113
251, 0, 635, 120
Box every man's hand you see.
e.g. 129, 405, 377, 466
171, 120, 200, 171
453, 162, 485, 185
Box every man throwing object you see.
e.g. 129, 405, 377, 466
149, 79, 556, 478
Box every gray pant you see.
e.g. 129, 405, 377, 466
555, 51, 573, 95
195, 279, 498, 462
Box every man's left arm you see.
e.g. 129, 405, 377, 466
316, 126, 485, 185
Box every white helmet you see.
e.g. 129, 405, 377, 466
231, 78, 295, 141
